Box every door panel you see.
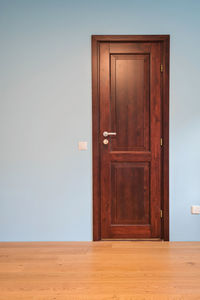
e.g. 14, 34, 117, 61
111, 162, 150, 225
98, 40, 162, 239
110, 54, 150, 151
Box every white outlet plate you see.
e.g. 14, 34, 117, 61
191, 205, 200, 214
78, 141, 87, 151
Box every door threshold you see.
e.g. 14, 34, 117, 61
101, 238, 162, 241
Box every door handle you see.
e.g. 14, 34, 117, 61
103, 131, 117, 137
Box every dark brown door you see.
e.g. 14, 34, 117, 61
92, 36, 169, 240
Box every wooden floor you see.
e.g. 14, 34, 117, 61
0, 242, 200, 299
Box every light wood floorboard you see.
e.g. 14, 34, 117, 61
0, 241, 200, 299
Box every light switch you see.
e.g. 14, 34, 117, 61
191, 206, 200, 214
78, 141, 87, 151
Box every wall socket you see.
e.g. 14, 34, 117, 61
191, 205, 200, 214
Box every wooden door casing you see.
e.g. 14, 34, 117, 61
92, 35, 169, 241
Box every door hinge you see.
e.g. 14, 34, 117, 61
160, 209, 163, 218
160, 138, 163, 146
160, 64, 164, 73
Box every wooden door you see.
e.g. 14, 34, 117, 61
92, 36, 169, 240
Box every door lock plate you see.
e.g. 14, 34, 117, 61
103, 139, 109, 145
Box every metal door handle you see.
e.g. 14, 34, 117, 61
103, 131, 117, 137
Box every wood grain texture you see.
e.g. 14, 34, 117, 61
0, 241, 200, 300
92, 35, 170, 241
100, 41, 161, 239
110, 54, 150, 151
92, 36, 101, 241
162, 37, 170, 241
111, 162, 150, 225
93, 35, 170, 42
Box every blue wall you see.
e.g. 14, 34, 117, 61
0, 0, 200, 241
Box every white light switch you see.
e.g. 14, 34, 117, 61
191, 206, 200, 214
78, 141, 87, 151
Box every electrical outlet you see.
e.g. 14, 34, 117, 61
191, 206, 200, 214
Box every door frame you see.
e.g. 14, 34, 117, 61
92, 35, 170, 241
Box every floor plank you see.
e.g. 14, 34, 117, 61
0, 242, 200, 299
